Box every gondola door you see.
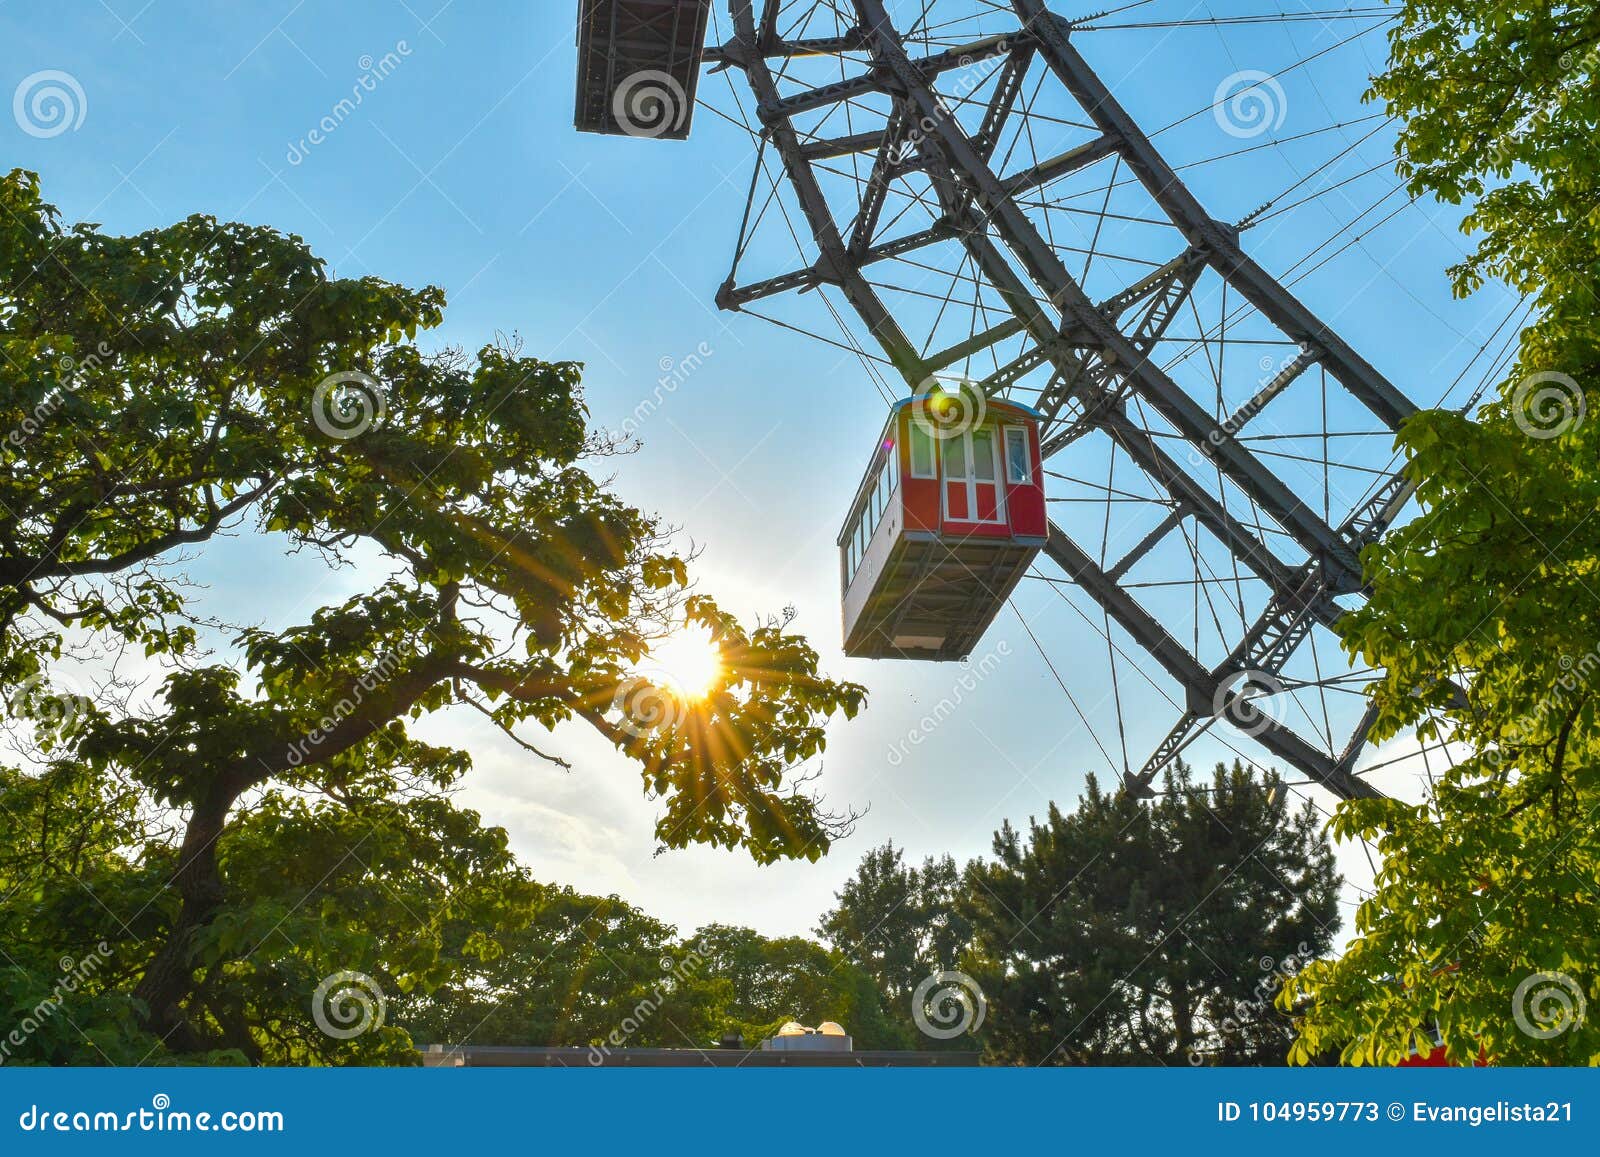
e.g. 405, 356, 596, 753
941, 428, 1003, 526
971, 427, 1001, 523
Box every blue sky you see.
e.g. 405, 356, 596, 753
4, 1, 1522, 940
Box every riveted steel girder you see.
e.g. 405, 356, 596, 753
851, 0, 1361, 588
708, 0, 1423, 799
1011, 0, 1415, 431
1044, 525, 1381, 800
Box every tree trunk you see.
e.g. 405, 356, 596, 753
132, 780, 239, 1053
129, 643, 456, 1053
1170, 981, 1194, 1063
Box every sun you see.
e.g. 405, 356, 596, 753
646, 625, 723, 700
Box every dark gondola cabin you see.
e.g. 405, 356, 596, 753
840, 390, 1047, 660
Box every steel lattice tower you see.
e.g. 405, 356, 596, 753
582, 0, 1436, 800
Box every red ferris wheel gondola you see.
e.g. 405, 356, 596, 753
839, 386, 1046, 660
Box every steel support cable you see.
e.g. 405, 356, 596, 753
1306, 627, 1338, 752
1246, 156, 1399, 230
1066, 0, 1161, 23
1032, 565, 1357, 783
1076, 9, 1394, 31
1044, 469, 1187, 506
767, 178, 902, 399
1008, 113, 1393, 214
1147, 16, 1398, 139
1452, 295, 1535, 415
1172, 510, 1242, 648
903, 0, 1015, 48
854, 185, 1036, 369
1239, 122, 1399, 230
1150, 177, 1414, 380
715, 2, 1432, 797
717, 18, 905, 402
1008, 597, 1123, 776
1098, 442, 1134, 775
709, 17, 903, 404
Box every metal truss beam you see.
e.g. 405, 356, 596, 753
1037, 248, 1205, 453
853, 0, 1361, 589
974, 45, 1033, 159
1126, 469, 1418, 795
848, 103, 914, 256
912, 149, 1293, 592
1002, 134, 1120, 198
799, 129, 889, 160
763, 31, 1018, 120
926, 318, 1028, 371
711, 0, 1422, 800
720, 215, 978, 310
1224, 345, 1321, 433
1044, 525, 1380, 800
1012, 0, 1415, 431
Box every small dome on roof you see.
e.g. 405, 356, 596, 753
776, 1021, 807, 1037
817, 1022, 847, 1036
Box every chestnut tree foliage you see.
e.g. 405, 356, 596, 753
0, 170, 863, 1060
1282, 2, 1600, 1064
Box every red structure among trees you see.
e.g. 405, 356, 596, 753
840, 390, 1046, 659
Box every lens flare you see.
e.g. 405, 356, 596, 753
647, 625, 722, 700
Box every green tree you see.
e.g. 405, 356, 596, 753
0, 170, 864, 1058
0, 167, 437, 677
817, 841, 970, 1039
0, 757, 548, 1065
395, 886, 729, 1056
1282, 3, 1600, 1065
691, 923, 906, 1049
0, 763, 165, 1064
965, 764, 1340, 1065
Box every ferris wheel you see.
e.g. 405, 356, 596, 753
573, 0, 1521, 803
